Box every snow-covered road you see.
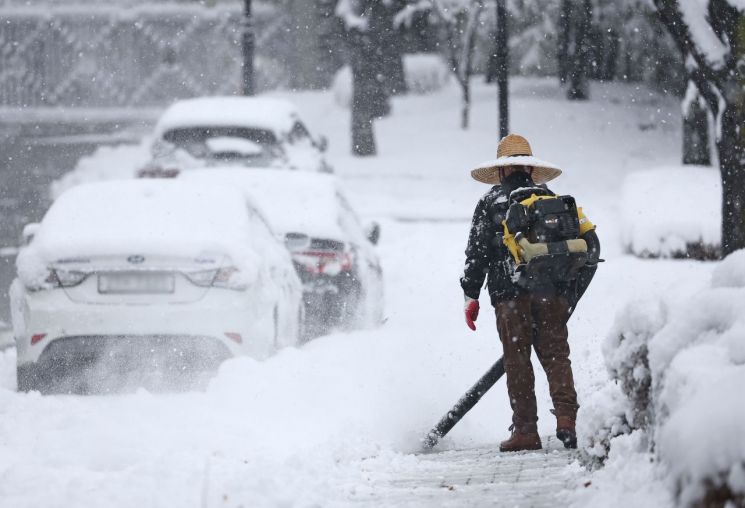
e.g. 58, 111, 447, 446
0, 78, 715, 507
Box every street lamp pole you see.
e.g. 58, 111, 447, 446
496, 0, 509, 138
242, 0, 255, 96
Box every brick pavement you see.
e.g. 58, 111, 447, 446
351, 436, 584, 507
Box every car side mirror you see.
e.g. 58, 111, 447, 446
151, 139, 175, 158
285, 232, 311, 252
365, 222, 381, 245
22, 223, 40, 245
316, 135, 328, 153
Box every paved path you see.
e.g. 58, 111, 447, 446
351, 437, 583, 507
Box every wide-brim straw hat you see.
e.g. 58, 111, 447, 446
471, 134, 562, 185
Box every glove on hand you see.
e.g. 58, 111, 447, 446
464, 296, 479, 331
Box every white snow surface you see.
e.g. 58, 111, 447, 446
51, 141, 151, 199
153, 96, 299, 138
3, 77, 716, 507
179, 168, 348, 241
620, 166, 721, 258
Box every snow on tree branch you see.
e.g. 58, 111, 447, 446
677, 0, 728, 70
336, 0, 368, 31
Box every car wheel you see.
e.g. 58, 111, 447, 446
17, 364, 46, 393
340, 283, 362, 330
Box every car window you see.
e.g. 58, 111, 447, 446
164, 127, 278, 147
161, 127, 284, 165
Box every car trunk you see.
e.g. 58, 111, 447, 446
52, 253, 229, 304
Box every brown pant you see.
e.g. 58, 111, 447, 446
495, 292, 579, 431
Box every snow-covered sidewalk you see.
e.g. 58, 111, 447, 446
353, 437, 580, 507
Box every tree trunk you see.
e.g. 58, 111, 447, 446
567, 0, 591, 100
717, 94, 745, 256
460, 79, 470, 129
558, 0, 571, 84
351, 103, 376, 156
682, 81, 711, 166
450, 0, 483, 130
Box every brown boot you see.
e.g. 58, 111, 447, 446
499, 424, 542, 452
556, 415, 577, 449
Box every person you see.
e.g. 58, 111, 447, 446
460, 134, 600, 452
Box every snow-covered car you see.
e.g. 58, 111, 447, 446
142, 96, 332, 175
179, 168, 383, 338
10, 180, 303, 393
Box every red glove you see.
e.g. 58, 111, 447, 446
464, 297, 479, 331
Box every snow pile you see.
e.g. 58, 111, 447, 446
332, 54, 450, 108
620, 166, 721, 259
579, 249, 745, 506
51, 142, 150, 199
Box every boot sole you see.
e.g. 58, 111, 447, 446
556, 429, 577, 449
499, 443, 542, 453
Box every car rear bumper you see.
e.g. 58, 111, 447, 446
11, 282, 275, 366
17, 334, 233, 393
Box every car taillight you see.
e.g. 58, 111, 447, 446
184, 267, 246, 290
31, 333, 47, 346
38, 269, 88, 289
293, 251, 353, 276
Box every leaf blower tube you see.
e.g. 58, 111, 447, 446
421, 357, 506, 450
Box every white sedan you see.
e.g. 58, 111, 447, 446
10, 180, 303, 393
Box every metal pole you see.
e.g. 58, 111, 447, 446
242, 0, 255, 96
496, 0, 509, 138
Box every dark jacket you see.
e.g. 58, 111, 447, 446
460, 171, 600, 307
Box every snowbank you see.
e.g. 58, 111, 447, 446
620, 166, 721, 259
332, 53, 450, 108
51, 142, 151, 199
578, 249, 745, 506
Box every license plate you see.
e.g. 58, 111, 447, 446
98, 272, 175, 294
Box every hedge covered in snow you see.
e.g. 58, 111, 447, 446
620, 166, 721, 260
578, 250, 745, 506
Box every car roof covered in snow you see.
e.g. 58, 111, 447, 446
179, 168, 349, 241
153, 96, 300, 138
28, 180, 263, 263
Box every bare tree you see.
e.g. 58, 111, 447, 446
395, 0, 484, 129
653, 0, 745, 256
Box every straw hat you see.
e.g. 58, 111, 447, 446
470, 134, 562, 185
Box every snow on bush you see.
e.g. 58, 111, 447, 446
580, 249, 745, 506
620, 166, 721, 260
51, 141, 150, 199
576, 382, 632, 467
332, 53, 450, 108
